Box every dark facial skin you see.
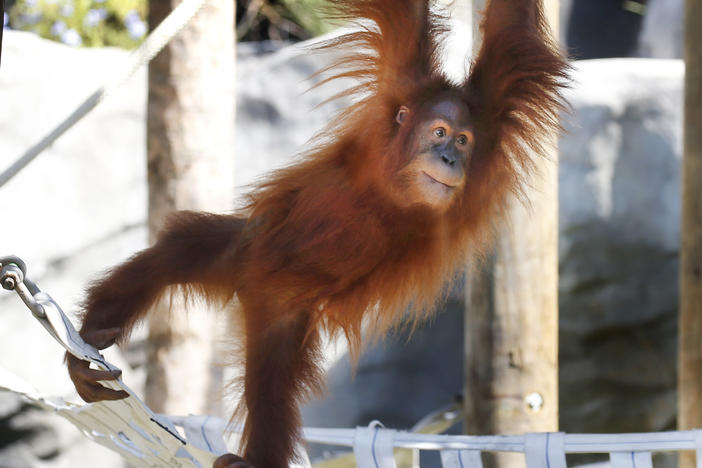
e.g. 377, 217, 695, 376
395, 97, 475, 212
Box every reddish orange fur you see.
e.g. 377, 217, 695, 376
68, 1, 569, 467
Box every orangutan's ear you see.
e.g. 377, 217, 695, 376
395, 106, 410, 125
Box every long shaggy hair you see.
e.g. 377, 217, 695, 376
240, 0, 569, 356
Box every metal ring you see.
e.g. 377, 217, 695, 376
0, 264, 23, 291
0, 255, 27, 276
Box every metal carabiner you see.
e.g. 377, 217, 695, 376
1, 256, 46, 318
0, 255, 27, 289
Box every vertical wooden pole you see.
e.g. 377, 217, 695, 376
678, 0, 702, 466
145, 0, 235, 417
464, 2, 560, 467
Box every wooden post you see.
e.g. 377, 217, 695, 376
678, 0, 702, 467
144, 0, 235, 417
464, 1, 560, 466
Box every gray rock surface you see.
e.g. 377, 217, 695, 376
0, 30, 147, 468
0, 30, 685, 467
559, 59, 682, 435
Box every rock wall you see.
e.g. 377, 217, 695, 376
559, 59, 682, 434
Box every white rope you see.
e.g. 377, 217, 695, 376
0, 0, 209, 188
302, 428, 702, 455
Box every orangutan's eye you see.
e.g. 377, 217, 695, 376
457, 132, 474, 147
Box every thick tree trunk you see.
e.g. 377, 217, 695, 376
678, 0, 702, 467
464, 2, 560, 467
145, 0, 235, 417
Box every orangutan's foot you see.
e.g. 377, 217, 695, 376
213, 453, 254, 468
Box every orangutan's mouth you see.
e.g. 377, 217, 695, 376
423, 171, 455, 189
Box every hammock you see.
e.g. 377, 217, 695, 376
1, 255, 700, 468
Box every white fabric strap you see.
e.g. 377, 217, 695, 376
609, 452, 653, 468
524, 433, 567, 468
168, 414, 229, 455
440, 449, 483, 468
353, 424, 397, 468
695, 430, 702, 468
